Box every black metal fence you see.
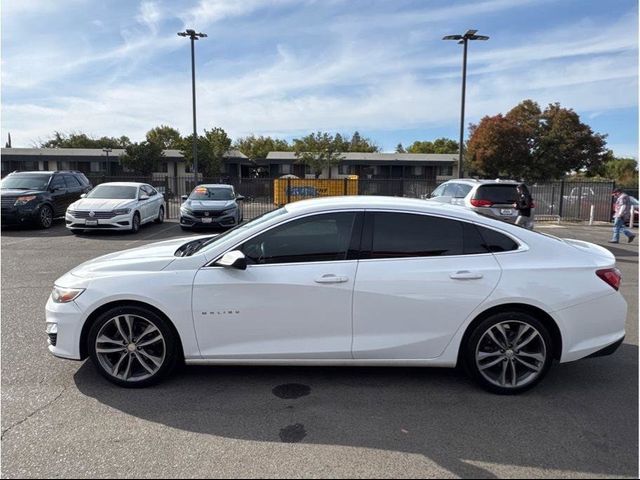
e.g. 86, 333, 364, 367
85, 175, 616, 222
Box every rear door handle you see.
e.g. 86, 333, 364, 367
315, 274, 349, 284
450, 270, 484, 280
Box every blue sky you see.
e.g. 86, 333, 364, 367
2, 0, 638, 157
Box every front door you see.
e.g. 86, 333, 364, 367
352, 211, 502, 360
192, 211, 362, 359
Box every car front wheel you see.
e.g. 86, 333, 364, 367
130, 212, 141, 234
87, 305, 179, 387
463, 312, 554, 395
37, 204, 54, 229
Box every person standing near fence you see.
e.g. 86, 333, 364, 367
514, 183, 534, 230
609, 188, 636, 244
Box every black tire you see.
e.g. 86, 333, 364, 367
69, 229, 84, 235
462, 311, 554, 395
154, 205, 165, 224
87, 305, 179, 388
130, 212, 141, 234
37, 204, 54, 229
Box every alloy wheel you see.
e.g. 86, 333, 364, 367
475, 320, 547, 389
39, 206, 53, 228
95, 314, 166, 382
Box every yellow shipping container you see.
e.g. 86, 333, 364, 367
273, 176, 359, 205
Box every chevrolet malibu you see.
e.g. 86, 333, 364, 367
46, 197, 626, 394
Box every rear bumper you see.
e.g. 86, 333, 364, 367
586, 336, 625, 358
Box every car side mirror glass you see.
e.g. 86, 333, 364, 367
216, 250, 247, 270
80, 193, 87, 198
139, 195, 149, 201
236, 195, 245, 201
181, 195, 189, 201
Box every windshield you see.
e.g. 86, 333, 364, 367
178, 207, 287, 256
189, 186, 234, 201
87, 185, 137, 199
1, 174, 51, 190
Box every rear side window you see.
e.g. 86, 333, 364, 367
75, 173, 90, 186
240, 212, 358, 265
476, 225, 519, 252
474, 185, 518, 204
64, 175, 81, 188
367, 212, 490, 258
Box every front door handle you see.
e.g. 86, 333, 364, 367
450, 270, 484, 280
315, 274, 349, 284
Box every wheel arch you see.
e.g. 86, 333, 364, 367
79, 300, 185, 360
457, 303, 563, 366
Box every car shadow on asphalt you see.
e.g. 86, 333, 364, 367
74, 344, 638, 478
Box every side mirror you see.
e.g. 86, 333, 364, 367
236, 195, 245, 201
215, 250, 247, 270
181, 195, 189, 201
80, 193, 87, 198
139, 194, 150, 201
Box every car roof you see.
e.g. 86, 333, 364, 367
196, 184, 233, 189
94, 182, 145, 187
445, 178, 520, 186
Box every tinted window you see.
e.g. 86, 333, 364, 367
50, 175, 65, 190
474, 185, 518, 204
241, 212, 357, 265
369, 213, 464, 258
476, 225, 519, 252
64, 175, 81, 188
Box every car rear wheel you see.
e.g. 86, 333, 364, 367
154, 206, 164, 224
463, 312, 553, 395
37, 205, 53, 229
130, 212, 141, 234
88, 305, 179, 387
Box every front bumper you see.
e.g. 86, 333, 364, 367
65, 212, 133, 230
1, 204, 40, 225
180, 210, 237, 228
45, 295, 84, 360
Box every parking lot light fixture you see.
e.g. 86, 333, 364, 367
102, 147, 112, 176
443, 29, 489, 179
177, 29, 208, 180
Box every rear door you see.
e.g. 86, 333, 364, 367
352, 211, 502, 360
49, 174, 68, 216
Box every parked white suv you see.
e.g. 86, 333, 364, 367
428, 179, 531, 224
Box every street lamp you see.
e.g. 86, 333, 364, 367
102, 147, 112, 177
177, 29, 207, 180
443, 29, 489, 179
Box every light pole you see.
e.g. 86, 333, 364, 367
443, 29, 489, 178
178, 29, 207, 180
102, 147, 112, 176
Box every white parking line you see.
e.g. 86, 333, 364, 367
123, 223, 180, 246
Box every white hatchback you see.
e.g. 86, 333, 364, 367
66, 182, 165, 234
47, 196, 626, 394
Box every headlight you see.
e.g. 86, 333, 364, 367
223, 206, 238, 214
51, 286, 85, 303
14, 195, 37, 205
181, 207, 194, 215
113, 208, 131, 215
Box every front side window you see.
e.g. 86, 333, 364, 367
64, 175, 81, 188
240, 212, 357, 265
366, 212, 494, 259
431, 184, 446, 197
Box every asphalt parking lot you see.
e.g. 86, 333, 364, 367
1, 219, 638, 479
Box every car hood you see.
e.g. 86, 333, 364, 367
69, 236, 211, 278
69, 198, 136, 211
1, 189, 44, 196
185, 199, 236, 210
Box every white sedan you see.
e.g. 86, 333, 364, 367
66, 182, 165, 234
47, 196, 626, 394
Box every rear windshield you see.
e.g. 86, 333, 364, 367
474, 184, 519, 204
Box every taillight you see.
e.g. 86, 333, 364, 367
596, 268, 622, 291
470, 199, 493, 207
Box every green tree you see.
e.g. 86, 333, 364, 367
407, 137, 458, 154
396, 143, 406, 153
466, 100, 610, 181
293, 132, 345, 178
233, 135, 292, 161
348, 131, 379, 152
41, 132, 131, 149
605, 157, 638, 186
145, 125, 182, 149
119, 141, 164, 175
180, 127, 232, 177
